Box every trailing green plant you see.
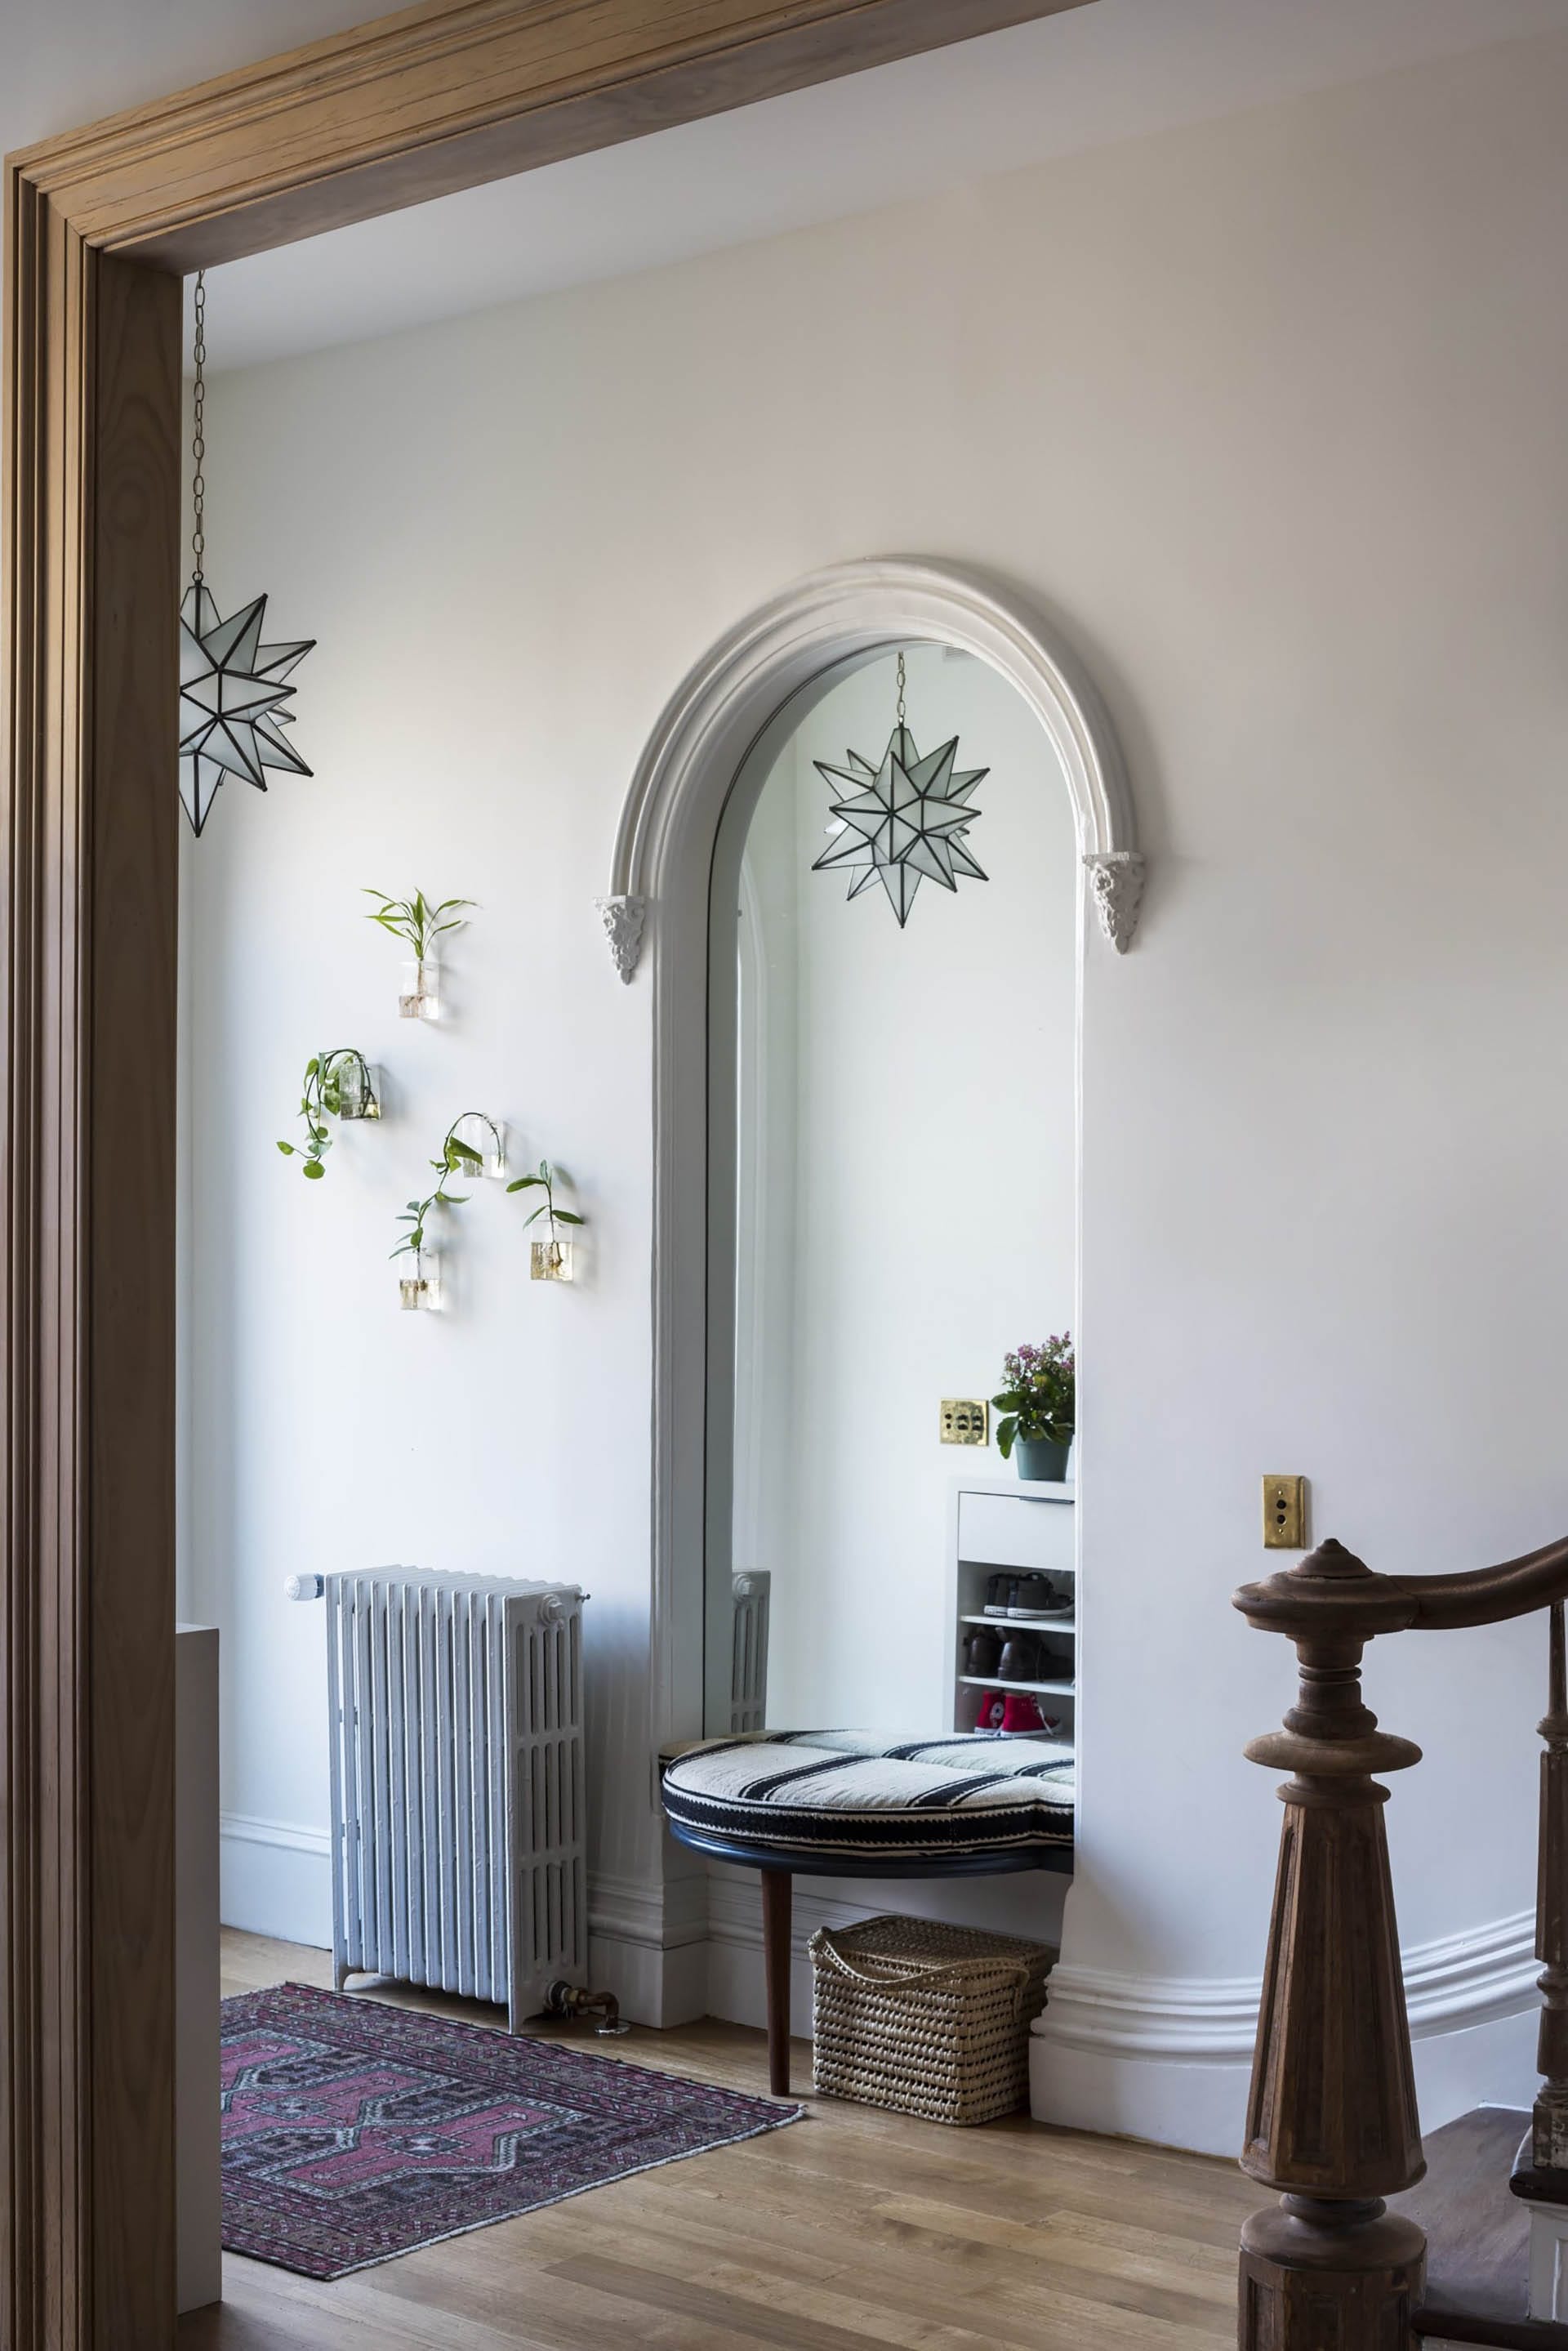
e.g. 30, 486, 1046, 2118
362, 886, 474, 961
390, 1126, 477, 1273
506, 1158, 585, 1251
276, 1048, 378, 1179
992, 1335, 1074, 1460
439, 1113, 501, 1179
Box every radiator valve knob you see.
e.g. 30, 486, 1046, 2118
284, 1573, 325, 1602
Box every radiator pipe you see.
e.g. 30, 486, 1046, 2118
545, 1982, 630, 2036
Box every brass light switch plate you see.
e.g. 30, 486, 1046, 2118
942, 1399, 990, 1447
1263, 1474, 1307, 1549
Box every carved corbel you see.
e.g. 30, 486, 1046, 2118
1083, 850, 1145, 952
595, 894, 646, 984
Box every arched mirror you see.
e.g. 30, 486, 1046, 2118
704, 641, 1080, 1742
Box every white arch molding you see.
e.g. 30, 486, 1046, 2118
596, 556, 1144, 980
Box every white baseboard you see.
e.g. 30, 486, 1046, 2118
1031, 1908, 1541, 2154
586, 1870, 710, 2029
1410, 2006, 1539, 2135
1032, 2010, 1541, 2161
1031, 2035, 1250, 2156
217, 1823, 701, 2029
220, 1813, 332, 1949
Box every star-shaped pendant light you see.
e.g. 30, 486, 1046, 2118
179, 583, 314, 836
811, 654, 988, 926
178, 269, 314, 836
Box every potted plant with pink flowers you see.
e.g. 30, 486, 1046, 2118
992, 1336, 1075, 1482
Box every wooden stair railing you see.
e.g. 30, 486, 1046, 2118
1527, 1602, 1568, 2180
1232, 1533, 1568, 2351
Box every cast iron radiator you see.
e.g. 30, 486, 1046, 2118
291, 1567, 586, 2031
729, 1570, 771, 1736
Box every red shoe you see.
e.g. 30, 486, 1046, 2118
1001, 1693, 1061, 1734
975, 1690, 1063, 1736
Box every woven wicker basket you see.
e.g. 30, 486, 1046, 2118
808, 1913, 1054, 2126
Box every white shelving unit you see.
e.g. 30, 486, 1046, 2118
947, 1474, 1076, 1743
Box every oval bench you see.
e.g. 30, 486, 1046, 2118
660, 1730, 1074, 2094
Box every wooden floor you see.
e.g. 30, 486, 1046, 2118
181, 1929, 1256, 2351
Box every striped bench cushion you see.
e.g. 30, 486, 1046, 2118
662, 1730, 1075, 1863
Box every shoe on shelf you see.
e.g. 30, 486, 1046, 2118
973, 1691, 1066, 1737
997, 1632, 1043, 1684
1000, 1693, 1062, 1735
963, 1626, 1003, 1679
982, 1573, 1015, 1617
1008, 1574, 1073, 1617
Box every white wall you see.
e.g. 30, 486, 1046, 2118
733, 647, 1076, 1732
729, 739, 800, 1698
184, 23, 1568, 2135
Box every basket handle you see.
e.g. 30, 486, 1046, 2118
809, 1926, 1036, 2011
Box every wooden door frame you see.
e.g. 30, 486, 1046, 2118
2, 2, 1092, 2340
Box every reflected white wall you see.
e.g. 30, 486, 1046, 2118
733, 646, 1078, 1729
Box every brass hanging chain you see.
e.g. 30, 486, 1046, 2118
896, 649, 906, 729
190, 269, 207, 584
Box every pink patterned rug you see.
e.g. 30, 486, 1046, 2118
220, 1983, 801, 2277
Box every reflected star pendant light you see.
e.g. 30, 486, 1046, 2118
179, 270, 315, 836
810, 652, 988, 926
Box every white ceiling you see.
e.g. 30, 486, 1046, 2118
206, 0, 1568, 373
5, 0, 383, 167
21, 0, 1568, 374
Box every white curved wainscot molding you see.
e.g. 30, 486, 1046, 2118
597, 556, 1145, 981
1031, 1907, 1542, 2155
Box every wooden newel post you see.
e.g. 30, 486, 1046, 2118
1233, 1541, 1428, 2351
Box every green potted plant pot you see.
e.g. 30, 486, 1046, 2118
1014, 1434, 1071, 1483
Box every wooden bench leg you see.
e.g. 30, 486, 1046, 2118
761, 1867, 792, 2095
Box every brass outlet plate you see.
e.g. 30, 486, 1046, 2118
941, 1399, 990, 1447
1263, 1474, 1307, 1549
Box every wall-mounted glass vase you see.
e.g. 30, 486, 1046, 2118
332, 1055, 380, 1120
399, 1255, 441, 1311
399, 957, 440, 1020
444, 1112, 505, 1180
531, 1229, 574, 1283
